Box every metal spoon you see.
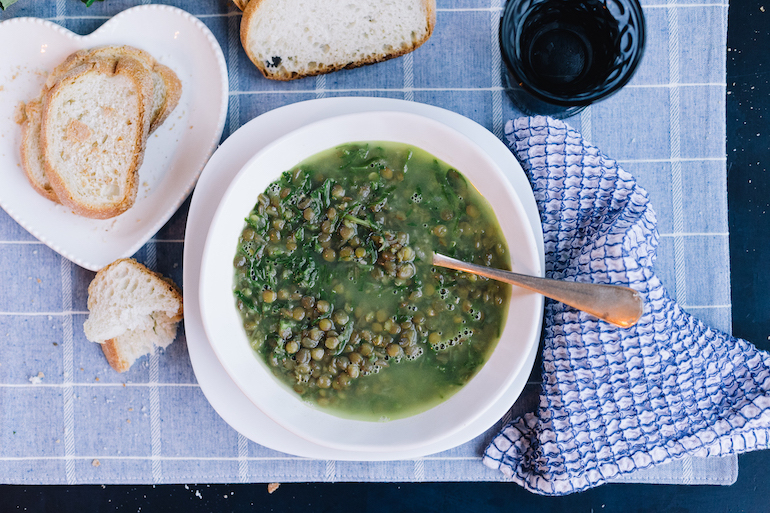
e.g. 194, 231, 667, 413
432, 253, 644, 328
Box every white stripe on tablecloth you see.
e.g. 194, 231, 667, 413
0, 383, 201, 389
403, 52, 414, 102
33, 4, 727, 23
659, 232, 729, 238
414, 458, 426, 481
0, 239, 175, 245
668, 0, 687, 306
226, 6, 242, 138
325, 460, 336, 482
55, 0, 65, 20
682, 455, 694, 484
227, 83, 724, 95
316, 75, 326, 99
237, 434, 249, 482
491, 0, 503, 140
581, 106, 593, 145
59, 256, 75, 485
0, 311, 88, 316
0, 455, 485, 463
149, 353, 162, 482
146, 244, 163, 483
616, 157, 726, 163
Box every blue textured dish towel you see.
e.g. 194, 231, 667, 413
482, 116, 770, 495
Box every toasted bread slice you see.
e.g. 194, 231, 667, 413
149, 63, 182, 133
84, 258, 184, 373
45, 45, 181, 133
20, 98, 58, 202
40, 57, 153, 219
240, 0, 436, 80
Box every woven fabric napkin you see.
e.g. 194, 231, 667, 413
482, 116, 770, 495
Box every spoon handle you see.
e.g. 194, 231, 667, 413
432, 253, 644, 328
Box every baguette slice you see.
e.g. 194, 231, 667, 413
20, 98, 58, 203
40, 57, 153, 219
45, 45, 182, 134
241, 0, 436, 80
149, 63, 182, 133
83, 258, 184, 373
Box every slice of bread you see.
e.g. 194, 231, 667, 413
40, 57, 153, 219
45, 45, 182, 134
20, 98, 58, 203
149, 63, 182, 133
83, 258, 184, 373
240, 0, 436, 80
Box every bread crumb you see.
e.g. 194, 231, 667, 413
13, 102, 26, 125
28, 372, 44, 384
92, 459, 101, 467
267, 483, 280, 494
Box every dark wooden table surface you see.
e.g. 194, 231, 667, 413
2, 0, 768, 510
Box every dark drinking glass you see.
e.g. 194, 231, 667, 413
500, 0, 645, 118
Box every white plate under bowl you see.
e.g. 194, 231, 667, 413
198, 110, 542, 454
184, 97, 544, 460
0, 5, 227, 271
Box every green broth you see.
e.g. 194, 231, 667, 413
233, 142, 511, 420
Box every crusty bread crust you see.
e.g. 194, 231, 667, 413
232, 0, 250, 11
88, 258, 184, 373
45, 48, 92, 91
86, 258, 184, 315
40, 57, 153, 219
150, 63, 183, 133
240, 0, 437, 81
46, 46, 154, 90
101, 338, 131, 373
20, 99, 58, 203
45, 45, 181, 134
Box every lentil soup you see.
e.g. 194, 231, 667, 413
233, 142, 511, 421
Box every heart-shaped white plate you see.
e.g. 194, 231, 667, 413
0, 5, 228, 271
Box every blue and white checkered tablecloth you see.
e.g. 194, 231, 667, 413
0, 0, 733, 487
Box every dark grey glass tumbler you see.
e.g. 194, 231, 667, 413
500, 0, 645, 119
